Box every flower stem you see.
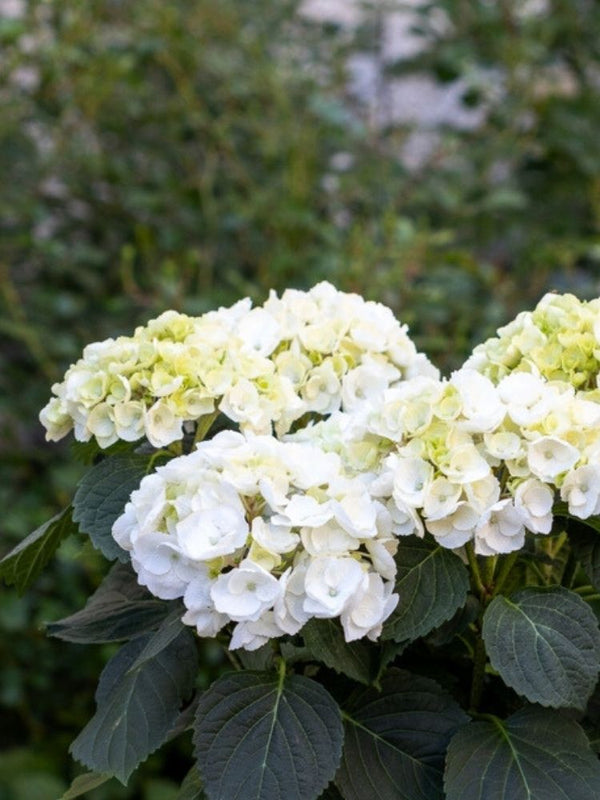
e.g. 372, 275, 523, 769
465, 543, 486, 597
469, 635, 487, 713
492, 551, 519, 597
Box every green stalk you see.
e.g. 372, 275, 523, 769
493, 551, 519, 597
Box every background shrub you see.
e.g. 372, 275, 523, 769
1, 0, 599, 795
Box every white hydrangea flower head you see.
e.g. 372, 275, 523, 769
111, 429, 399, 648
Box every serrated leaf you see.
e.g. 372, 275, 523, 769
70, 628, 198, 783
382, 536, 469, 643
193, 670, 343, 800
60, 772, 113, 799
178, 767, 206, 800
482, 586, 600, 709
73, 454, 160, 561
47, 561, 175, 643
444, 706, 600, 800
303, 618, 375, 685
336, 668, 469, 800
0, 506, 76, 594
126, 607, 186, 671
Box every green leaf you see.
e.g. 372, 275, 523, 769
70, 628, 198, 783
47, 561, 175, 643
482, 586, 600, 709
73, 454, 159, 561
60, 772, 113, 799
382, 535, 469, 643
177, 767, 206, 800
444, 706, 600, 800
193, 669, 343, 800
0, 507, 76, 594
555, 502, 600, 534
303, 618, 375, 685
336, 669, 469, 800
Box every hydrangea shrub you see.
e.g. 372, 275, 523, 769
4, 285, 600, 800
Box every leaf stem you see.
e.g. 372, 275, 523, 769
493, 551, 519, 597
465, 543, 486, 596
561, 546, 579, 589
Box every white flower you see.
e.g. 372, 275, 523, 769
340, 573, 398, 642
426, 502, 480, 549
332, 488, 379, 538
176, 505, 249, 561
464, 475, 501, 514
387, 497, 424, 537
300, 521, 358, 557
113, 401, 146, 442
527, 436, 580, 481
443, 444, 491, 484
392, 457, 434, 507
423, 477, 462, 521
210, 560, 281, 622
236, 308, 281, 357
131, 533, 199, 600
483, 431, 524, 461
230, 611, 285, 651
86, 402, 118, 448
144, 400, 184, 447
560, 465, 600, 519
498, 372, 554, 426
251, 517, 299, 554
303, 556, 367, 617
341, 360, 399, 412
182, 572, 228, 637
514, 478, 554, 534
274, 565, 311, 635
39, 397, 72, 441
272, 494, 333, 528
451, 369, 505, 432
474, 499, 526, 555
219, 379, 272, 434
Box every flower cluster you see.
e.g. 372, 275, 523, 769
112, 430, 399, 650
40, 282, 437, 449
466, 292, 600, 389
363, 367, 600, 554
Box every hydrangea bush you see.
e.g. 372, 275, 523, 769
4, 285, 600, 800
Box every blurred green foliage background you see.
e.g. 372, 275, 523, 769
1, 0, 599, 796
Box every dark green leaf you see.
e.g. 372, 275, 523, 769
336, 668, 468, 800
237, 644, 275, 672
178, 767, 206, 800
444, 706, 600, 800
555, 502, 600, 535
126, 607, 186, 671
61, 772, 113, 799
70, 628, 198, 783
382, 536, 469, 643
482, 586, 600, 709
73, 454, 159, 561
193, 669, 343, 800
0, 507, 76, 594
303, 618, 375, 685
47, 561, 175, 643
